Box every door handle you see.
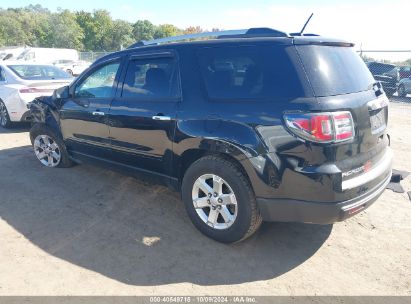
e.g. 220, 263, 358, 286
152, 115, 171, 121
92, 111, 105, 116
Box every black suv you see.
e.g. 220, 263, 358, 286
29, 28, 392, 243
366, 62, 399, 97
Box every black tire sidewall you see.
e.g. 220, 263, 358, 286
0, 101, 11, 128
182, 157, 254, 243
399, 85, 406, 97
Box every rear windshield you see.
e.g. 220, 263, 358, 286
296, 45, 375, 97
197, 45, 305, 100
7, 65, 72, 80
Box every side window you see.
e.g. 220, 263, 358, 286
0, 67, 5, 82
121, 56, 179, 99
197, 45, 304, 100
75, 62, 120, 98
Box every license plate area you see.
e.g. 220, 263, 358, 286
370, 108, 387, 134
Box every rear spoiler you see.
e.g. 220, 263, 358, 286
293, 38, 355, 47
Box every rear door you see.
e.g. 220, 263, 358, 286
60, 58, 123, 159
107, 51, 181, 176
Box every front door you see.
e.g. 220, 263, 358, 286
60, 59, 122, 159
108, 52, 181, 176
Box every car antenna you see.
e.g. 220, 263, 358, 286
300, 13, 314, 35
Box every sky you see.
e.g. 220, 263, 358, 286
0, 0, 410, 61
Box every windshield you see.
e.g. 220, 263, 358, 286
7, 64, 72, 80
296, 45, 375, 97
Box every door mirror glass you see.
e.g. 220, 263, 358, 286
53, 85, 69, 99
74, 62, 120, 98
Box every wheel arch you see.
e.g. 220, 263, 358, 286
177, 145, 255, 192
30, 97, 62, 139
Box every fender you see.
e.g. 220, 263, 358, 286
29, 96, 62, 138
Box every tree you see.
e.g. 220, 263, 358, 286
91, 10, 113, 51
49, 10, 84, 49
108, 19, 133, 50
0, 5, 209, 51
132, 20, 156, 42
154, 24, 181, 39
184, 26, 203, 34
0, 9, 31, 46
75, 11, 96, 51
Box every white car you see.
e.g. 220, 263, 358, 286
0, 62, 73, 128
52, 60, 90, 76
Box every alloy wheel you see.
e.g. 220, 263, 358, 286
192, 174, 238, 230
33, 135, 62, 167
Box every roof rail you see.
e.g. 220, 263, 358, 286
289, 33, 320, 37
128, 28, 290, 49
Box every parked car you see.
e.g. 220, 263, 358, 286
399, 66, 411, 80
29, 28, 392, 243
397, 76, 411, 97
0, 62, 73, 128
366, 62, 399, 96
53, 60, 90, 76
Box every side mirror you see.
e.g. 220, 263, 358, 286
53, 85, 70, 99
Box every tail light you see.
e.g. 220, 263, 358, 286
284, 111, 354, 143
19, 87, 53, 94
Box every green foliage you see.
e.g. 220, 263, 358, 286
0, 4, 206, 51
154, 24, 182, 39
49, 9, 84, 49
132, 20, 155, 41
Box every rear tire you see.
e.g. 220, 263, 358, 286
398, 85, 407, 98
0, 100, 12, 128
181, 155, 262, 243
30, 124, 74, 168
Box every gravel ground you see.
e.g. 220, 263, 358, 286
0, 101, 410, 296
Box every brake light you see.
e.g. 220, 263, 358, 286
284, 111, 354, 143
19, 87, 52, 94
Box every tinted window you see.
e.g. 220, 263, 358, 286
296, 45, 375, 97
7, 65, 72, 80
198, 45, 304, 100
122, 57, 179, 99
75, 62, 120, 98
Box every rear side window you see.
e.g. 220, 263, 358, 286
197, 45, 305, 100
296, 45, 375, 97
121, 56, 180, 100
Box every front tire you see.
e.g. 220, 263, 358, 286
30, 124, 74, 168
0, 100, 12, 128
181, 155, 262, 243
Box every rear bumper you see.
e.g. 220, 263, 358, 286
257, 167, 391, 224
